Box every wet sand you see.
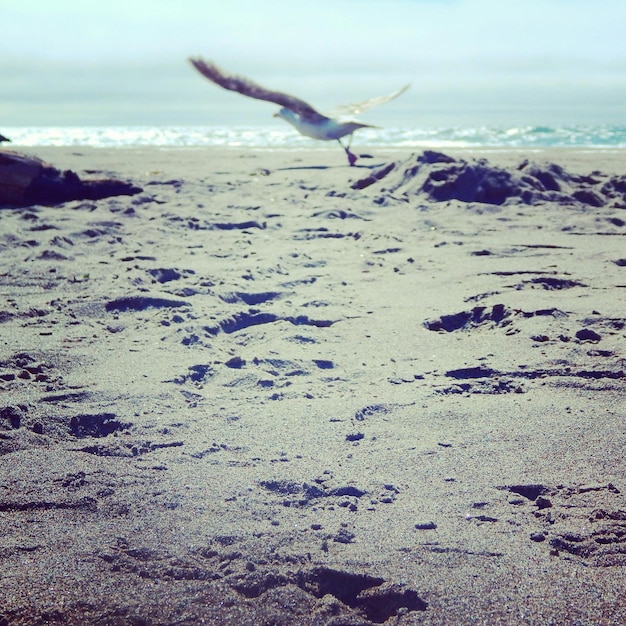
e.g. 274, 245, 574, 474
1, 146, 625, 625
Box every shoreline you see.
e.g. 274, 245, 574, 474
14, 143, 626, 173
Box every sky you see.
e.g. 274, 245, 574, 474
2, 0, 626, 127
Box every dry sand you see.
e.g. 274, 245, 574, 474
0, 145, 625, 625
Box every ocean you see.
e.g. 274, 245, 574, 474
3, 124, 626, 150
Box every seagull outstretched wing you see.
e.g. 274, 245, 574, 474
330, 84, 410, 119
189, 57, 329, 124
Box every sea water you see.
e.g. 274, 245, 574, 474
4, 124, 626, 149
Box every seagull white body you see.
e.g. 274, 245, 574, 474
274, 107, 371, 141
189, 57, 408, 165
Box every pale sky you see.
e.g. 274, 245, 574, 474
2, 0, 626, 126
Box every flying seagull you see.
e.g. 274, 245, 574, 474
189, 57, 409, 166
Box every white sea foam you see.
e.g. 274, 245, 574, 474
3, 125, 626, 149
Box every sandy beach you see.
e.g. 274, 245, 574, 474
1, 145, 625, 625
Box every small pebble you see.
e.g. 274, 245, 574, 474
535, 496, 553, 509
224, 356, 245, 369
530, 532, 546, 542
415, 521, 437, 530
345, 432, 364, 442
333, 529, 356, 544
508, 497, 526, 505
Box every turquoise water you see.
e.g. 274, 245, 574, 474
3, 124, 626, 149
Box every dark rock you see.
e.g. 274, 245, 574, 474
424, 303, 512, 332
528, 277, 587, 290
445, 366, 497, 379
224, 356, 246, 369
572, 189, 605, 207
333, 529, 356, 544
0, 150, 142, 208
105, 296, 188, 312
0, 406, 22, 429
345, 433, 364, 442
575, 328, 602, 342
313, 359, 334, 369
330, 486, 367, 498
504, 484, 551, 501
148, 268, 182, 283
69, 413, 130, 438
535, 496, 553, 509
351, 162, 396, 190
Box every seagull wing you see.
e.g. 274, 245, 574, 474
330, 84, 410, 119
189, 58, 329, 124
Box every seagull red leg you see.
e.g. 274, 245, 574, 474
337, 138, 358, 166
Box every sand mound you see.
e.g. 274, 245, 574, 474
353, 150, 626, 207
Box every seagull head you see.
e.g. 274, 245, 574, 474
273, 107, 295, 122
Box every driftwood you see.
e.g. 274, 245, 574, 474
0, 150, 142, 208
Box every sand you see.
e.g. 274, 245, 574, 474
0, 145, 624, 625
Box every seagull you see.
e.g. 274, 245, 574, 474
0, 134, 10, 144
189, 57, 409, 166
